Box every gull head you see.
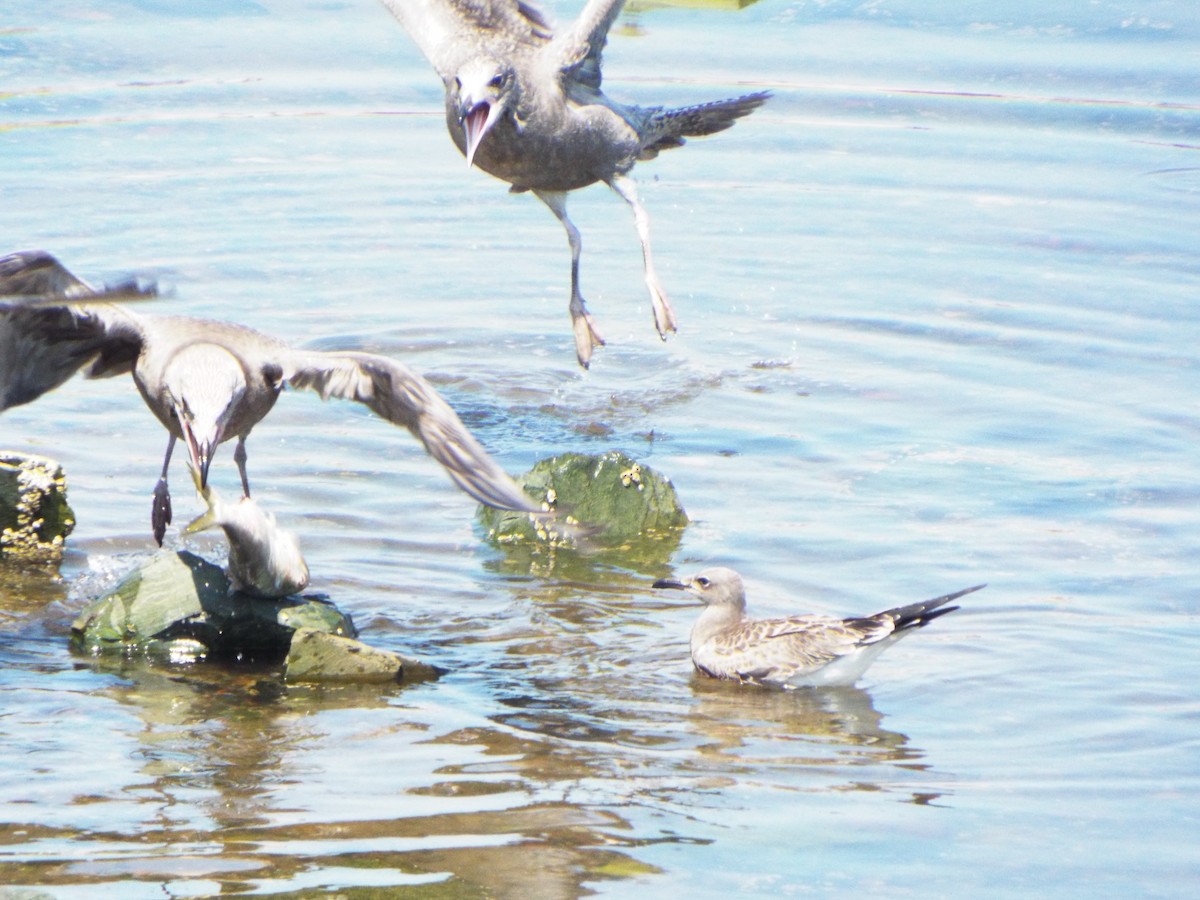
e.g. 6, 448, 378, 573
654, 567, 747, 612
451, 57, 516, 167
163, 343, 246, 489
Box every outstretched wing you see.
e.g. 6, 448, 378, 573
0, 249, 158, 305
0, 249, 92, 297
0, 252, 151, 412
285, 349, 542, 513
551, 0, 624, 90
379, 0, 554, 78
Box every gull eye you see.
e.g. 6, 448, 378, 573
488, 73, 504, 88
696, 577, 711, 589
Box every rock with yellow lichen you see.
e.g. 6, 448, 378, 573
0, 451, 75, 565
477, 451, 688, 572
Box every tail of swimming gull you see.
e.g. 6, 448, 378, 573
638, 90, 771, 159
862, 583, 987, 634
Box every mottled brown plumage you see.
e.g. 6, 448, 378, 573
654, 567, 984, 689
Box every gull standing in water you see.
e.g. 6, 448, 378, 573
654, 567, 985, 689
0, 250, 543, 545
380, 0, 770, 366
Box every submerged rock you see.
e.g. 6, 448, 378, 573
284, 628, 442, 685
0, 451, 75, 565
70, 550, 353, 665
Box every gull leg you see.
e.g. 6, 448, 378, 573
535, 189, 605, 368
610, 173, 677, 339
151, 434, 176, 546
233, 436, 251, 498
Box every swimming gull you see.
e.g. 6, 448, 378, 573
1, 252, 545, 545
654, 567, 985, 689
379, 0, 770, 366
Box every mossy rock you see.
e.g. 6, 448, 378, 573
477, 451, 687, 575
284, 628, 442, 685
70, 550, 355, 665
0, 451, 75, 565
478, 451, 687, 545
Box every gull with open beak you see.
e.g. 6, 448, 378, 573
455, 56, 511, 168
381, 0, 769, 366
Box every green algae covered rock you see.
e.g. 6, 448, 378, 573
477, 451, 688, 578
70, 550, 354, 665
0, 451, 75, 565
478, 451, 688, 548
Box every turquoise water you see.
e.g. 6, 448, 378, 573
2, 1, 1198, 896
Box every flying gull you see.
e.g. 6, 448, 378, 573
379, 0, 770, 366
654, 567, 985, 689
0, 250, 544, 545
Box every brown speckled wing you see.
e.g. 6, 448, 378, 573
699, 614, 897, 684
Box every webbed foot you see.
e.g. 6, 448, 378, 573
571, 301, 607, 368
152, 477, 172, 546
647, 273, 677, 339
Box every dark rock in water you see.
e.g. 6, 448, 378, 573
70, 550, 354, 666
0, 451, 75, 565
477, 451, 688, 574
284, 628, 442, 685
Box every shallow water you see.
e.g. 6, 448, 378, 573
2, 0, 1199, 897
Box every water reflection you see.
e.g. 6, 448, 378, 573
0, 565, 68, 627
684, 677, 926, 769
2, 655, 658, 897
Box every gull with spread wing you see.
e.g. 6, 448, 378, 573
380, 0, 769, 366
0, 250, 543, 546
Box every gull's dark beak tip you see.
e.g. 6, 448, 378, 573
197, 443, 215, 490
653, 578, 686, 590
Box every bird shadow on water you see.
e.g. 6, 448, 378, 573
672, 676, 952, 808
